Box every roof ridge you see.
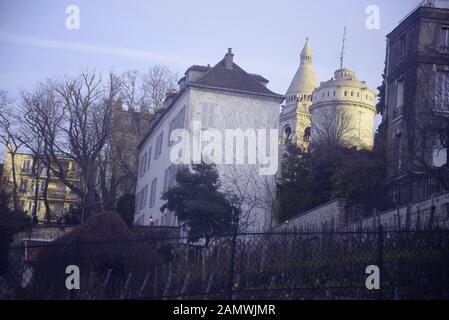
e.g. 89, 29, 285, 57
191, 58, 280, 97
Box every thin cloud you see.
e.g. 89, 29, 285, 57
0, 32, 197, 65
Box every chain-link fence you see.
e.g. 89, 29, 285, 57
1, 227, 449, 300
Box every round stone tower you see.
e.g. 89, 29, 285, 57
310, 68, 377, 149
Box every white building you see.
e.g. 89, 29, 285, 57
280, 38, 319, 151
134, 49, 284, 231
310, 68, 377, 149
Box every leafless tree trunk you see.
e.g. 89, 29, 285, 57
20, 72, 118, 220
0, 91, 22, 212
222, 166, 276, 231
311, 108, 355, 148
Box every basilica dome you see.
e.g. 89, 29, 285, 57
310, 68, 377, 149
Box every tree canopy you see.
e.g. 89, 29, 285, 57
275, 142, 386, 223
161, 163, 235, 245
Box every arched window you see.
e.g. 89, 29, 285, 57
303, 127, 311, 142
283, 126, 292, 144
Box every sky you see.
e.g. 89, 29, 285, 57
0, 0, 423, 158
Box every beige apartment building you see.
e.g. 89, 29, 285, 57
2, 148, 81, 222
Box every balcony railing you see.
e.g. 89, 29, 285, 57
385, 172, 448, 208
20, 169, 33, 175
33, 189, 79, 201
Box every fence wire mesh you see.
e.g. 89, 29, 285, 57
1, 228, 449, 300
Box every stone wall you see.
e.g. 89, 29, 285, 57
273, 191, 449, 232
346, 191, 449, 231
274, 198, 347, 232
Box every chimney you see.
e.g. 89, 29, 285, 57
163, 89, 178, 109
224, 48, 234, 70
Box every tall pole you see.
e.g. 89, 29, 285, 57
340, 27, 347, 70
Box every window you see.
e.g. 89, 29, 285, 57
137, 185, 148, 210
19, 179, 28, 192
147, 147, 152, 171
436, 71, 449, 111
201, 103, 216, 129
155, 132, 164, 159
396, 133, 402, 170
441, 26, 449, 51
22, 159, 32, 173
139, 152, 147, 177
399, 35, 406, 58
396, 79, 404, 108
303, 127, 311, 142
344, 91, 347, 96
283, 126, 292, 144
163, 165, 177, 192
149, 178, 157, 208
168, 107, 186, 146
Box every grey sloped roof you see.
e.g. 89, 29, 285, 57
189, 59, 283, 98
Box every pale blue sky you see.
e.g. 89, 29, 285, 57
0, 0, 420, 98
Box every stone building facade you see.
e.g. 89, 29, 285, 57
383, 4, 449, 177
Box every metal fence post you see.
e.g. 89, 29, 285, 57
444, 229, 449, 299
377, 224, 384, 300
227, 208, 239, 300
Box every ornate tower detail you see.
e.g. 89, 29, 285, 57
280, 38, 319, 151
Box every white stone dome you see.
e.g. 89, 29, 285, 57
310, 68, 377, 149
311, 68, 376, 108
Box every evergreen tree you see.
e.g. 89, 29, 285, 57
161, 163, 234, 246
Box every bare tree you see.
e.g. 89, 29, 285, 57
98, 67, 177, 210
0, 91, 24, 212
221, 166, 277, 231
141, 65, 178, 113
311, 108, 356, 148
20, 72, 119, 221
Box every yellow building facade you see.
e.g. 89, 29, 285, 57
2, 149, 81, 222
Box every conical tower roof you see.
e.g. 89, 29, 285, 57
286, 38, 319, 96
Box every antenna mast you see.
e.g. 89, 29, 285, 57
340, 27, 347, 69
